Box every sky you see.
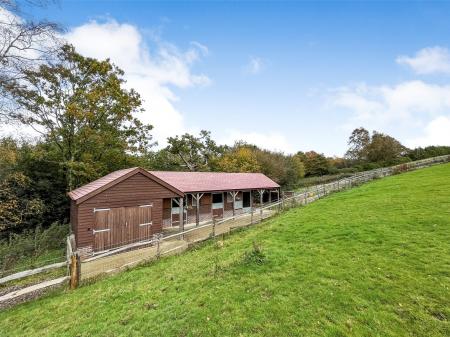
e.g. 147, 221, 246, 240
12, 1, 450, 156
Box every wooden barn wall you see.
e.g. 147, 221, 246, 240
161, 191, 250, 224
76, 173, 179, 249
224, 192, 232, 211
70, 200, 78, 243
162, 193, 215, 222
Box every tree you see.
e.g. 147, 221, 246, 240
407, 146, 450, 161
345, 128, 408, 166
297, 151, 330, 176
366, 131, 407, 164
166, 130, 224, 171
2, 44, 153, 190
0, 137, 44, 234
0, 0, 61, 120
284, 154, 305, 188
216, 144, 260, 173
345, 127, 370, 162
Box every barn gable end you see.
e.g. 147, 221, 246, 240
74, 171, 181, 251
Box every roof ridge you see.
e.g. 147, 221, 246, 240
68, 167, 279, 202
148, 170, 265, 174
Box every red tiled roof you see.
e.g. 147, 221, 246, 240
149, 171, 279, 193
68, 168, 279, 202
68, 167, 138, 201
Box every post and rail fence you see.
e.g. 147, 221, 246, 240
73, 154, 450, 283
1, 154, 448, 298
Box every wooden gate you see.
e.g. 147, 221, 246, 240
93, 205, 153, 251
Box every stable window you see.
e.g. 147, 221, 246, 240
171, 198, 180, 214
171, 199, 179, 207
212, 193, 223, 209
212, 193, 223, 203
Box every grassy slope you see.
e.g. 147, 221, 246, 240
1, 164, 449, 337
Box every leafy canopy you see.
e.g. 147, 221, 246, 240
166, 130, 224, 171
2, 44, 154, 190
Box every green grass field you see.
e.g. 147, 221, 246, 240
1, 164, 449, 337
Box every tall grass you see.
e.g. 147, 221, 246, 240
0, 223, 68, 276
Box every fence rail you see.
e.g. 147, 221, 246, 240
2, 154, 444, 304
76, 155, 450, 282
0, 261, 67, 285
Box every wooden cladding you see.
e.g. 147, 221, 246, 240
93, 205, 152, 251
71, 169, 280, 252
74, 172, 180, 250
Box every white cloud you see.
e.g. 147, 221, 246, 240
397, 46, 450, 75
406, 115, 450, 148
244, 56, 264, 75
221, 130, 294, 153
65, 19, 211, 146
331, 80, 450, 131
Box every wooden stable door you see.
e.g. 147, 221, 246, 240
93, 205, 153, 251
93, 209, 112, 252
129, 205, 153, 243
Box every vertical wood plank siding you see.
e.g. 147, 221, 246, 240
75, 173, 179, 249
70, 200, 78, 241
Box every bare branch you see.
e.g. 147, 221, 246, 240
0, 0, 61, 121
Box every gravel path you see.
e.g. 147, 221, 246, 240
0, 277, 68, 310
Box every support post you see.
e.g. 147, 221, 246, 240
192, 193, 204, 227
233, 191, 239, 216
196, 194, 200, 226
156, 237, 161, 258
170, 198, 174, 227
69, 253, 80, 290
277, 189, 281, 211
259, 189, 264, 221
179, 197, 184, 233
153, 233, 162, 259
228, 191, 238, 217
250, 190, 254, 224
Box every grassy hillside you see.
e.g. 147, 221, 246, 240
1, 164, 449, 337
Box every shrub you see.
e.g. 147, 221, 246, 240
0, 222, 69, 274
242, 241, 266, 266
392, 164, 408, 175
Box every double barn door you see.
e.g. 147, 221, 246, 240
93, 205, 152, 252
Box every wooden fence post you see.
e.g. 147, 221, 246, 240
259, 189, 264, 222
69, 253, 80, 290
156, 235, 161, 259
151, 233, 162, 259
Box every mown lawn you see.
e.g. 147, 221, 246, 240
1, 164, 449, 337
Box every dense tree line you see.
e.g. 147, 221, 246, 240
1, 1, 449, 239
2, 120, 448, 238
